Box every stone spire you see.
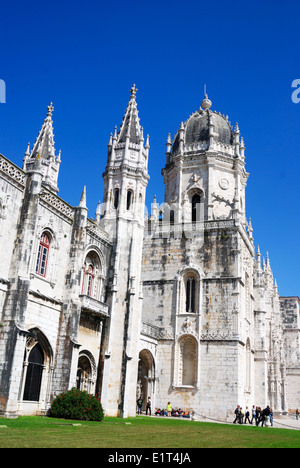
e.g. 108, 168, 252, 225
116, 84, 143, 145
23, 102, 61, 194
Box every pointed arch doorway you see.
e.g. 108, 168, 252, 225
137, 349, 155, 413
19, 328, 53, 415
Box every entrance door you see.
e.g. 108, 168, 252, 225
23, 343, 44, 401
137, 349, 155, 411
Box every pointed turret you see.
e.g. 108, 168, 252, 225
116, 84, 143, 145
23, 103, 61, 194
79, 186, 87, 208
95, 201, 101, 223
102, 85, 150, 221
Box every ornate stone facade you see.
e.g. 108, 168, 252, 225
0, 88, 299, 420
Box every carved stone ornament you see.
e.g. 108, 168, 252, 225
219, 177, 229, 190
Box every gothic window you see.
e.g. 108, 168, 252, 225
81, 252, 103, 300
77, 355, 92, 392
191, 193, 201, 223
23, 343, 44, 401
185, 275, 197, 313
76, 351, 97, 394
113, 188, 119, 209
170, 210, 174, 225
127, 190, 133, 210
86, 264, 94, 296
35, 232, 50, 277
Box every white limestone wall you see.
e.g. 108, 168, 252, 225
0, 174, 24, 280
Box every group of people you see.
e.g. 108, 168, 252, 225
136, 398, 190, 418
233, 405, 273, 427
137, 396, 152, 415
155, 405, 191, 418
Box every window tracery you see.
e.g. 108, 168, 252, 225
35, 232, 51, 277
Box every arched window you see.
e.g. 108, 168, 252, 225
81, 252, 102, 300
191, 193, 201, 223
127, 190, 133, 210
113, 188, 119, 209
185, 277, 196, 313
35, 232, 50, 277
77, 355, 92, 392
76, 351, 97, 394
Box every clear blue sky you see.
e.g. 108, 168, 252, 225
0, 0, 299, 297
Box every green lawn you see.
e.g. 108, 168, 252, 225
0, 415, 299, 448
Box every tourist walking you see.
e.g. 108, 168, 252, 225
233, 405, 240, 424
166, 402, 172, 417
260, 406, 271, 427
256, 407, 261, 426
244, 407, 251, 424
146, 397, 152, 415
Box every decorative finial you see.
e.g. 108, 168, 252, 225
201, 87, 212, 110
47, 102, 54, 117
130, 84, 138, 99
24, 142, 30, 157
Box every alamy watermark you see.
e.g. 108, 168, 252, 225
291, 79, 300, 103
0, 79, 6, 103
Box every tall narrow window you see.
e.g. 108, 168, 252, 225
192, 194, 201, 223
114, 188, 119, 209
127, 190, 133, 210
82, 257, 95, 297
170, 210, 174, 225
36, 233, 50, 277
81, 252, 102, 300
86, 264, 94, 296
186, 278, 196, 313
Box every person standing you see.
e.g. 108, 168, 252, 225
270, 408, 273, 427
166, 402, 172, 417
296, 409, 299, 420
146, 396, 152, 415
239, 407, 244, 424
137, 397, 143, 415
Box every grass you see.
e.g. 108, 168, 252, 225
0, 415, 299, 448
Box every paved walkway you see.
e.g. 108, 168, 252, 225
193, 413, 300, 430
141, 413, 300, 430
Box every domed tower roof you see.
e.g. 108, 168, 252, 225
171, 94, 234, 155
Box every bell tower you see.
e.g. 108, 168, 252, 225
162, 94, 248, 227
100, 85, 150, 417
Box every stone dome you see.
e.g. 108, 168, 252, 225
185, 109, 233, 146
172, 96, 233, 154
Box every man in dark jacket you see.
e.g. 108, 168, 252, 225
260, 406, 271, 427
233, 405, 240, 424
